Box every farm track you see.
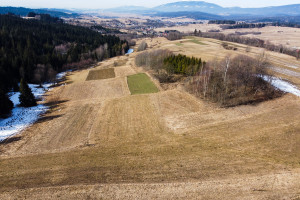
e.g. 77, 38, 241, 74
0, 38, 299, 199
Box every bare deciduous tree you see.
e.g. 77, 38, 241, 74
137, 41, 148, 52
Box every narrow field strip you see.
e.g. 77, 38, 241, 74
127, 73, 159, 95
86, 68, 115, 81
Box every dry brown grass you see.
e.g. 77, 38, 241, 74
0, 36, 299, 199
114, 66, 136, 78
1, 170, 300, 199
144, 36, 300, 86
222, 26, 300, 49
86, 68, 115, 81
156, 24, 300, 49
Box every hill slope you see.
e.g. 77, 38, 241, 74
0, 6, 78, 18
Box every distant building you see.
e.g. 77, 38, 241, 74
22, 15, 41, 20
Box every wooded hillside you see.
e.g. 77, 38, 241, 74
0, 14, 129, 116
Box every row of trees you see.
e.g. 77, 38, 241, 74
208, 20, 236, 24
0, 14, 129, 117
199, 32, 299, 58
221, 23, 267, 29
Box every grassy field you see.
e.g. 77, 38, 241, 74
0, 36, 299, 199
86, 68, 115, 81
185, 36, 207, 45
127, 73, 159, 95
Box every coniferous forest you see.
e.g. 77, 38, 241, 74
0, 14, 129, 116
163, 54, 204, 76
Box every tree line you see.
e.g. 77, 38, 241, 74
198, 32, 299, 59
208, 20, 236, 24
221, 23, 267, 29
0, 14, 129, 117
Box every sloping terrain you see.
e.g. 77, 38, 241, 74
0, 38, 299, 199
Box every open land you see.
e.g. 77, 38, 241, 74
0, 36, 299, 199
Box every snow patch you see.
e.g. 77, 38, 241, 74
126, 49, 134, 55
263, 76, 300, 97
0, 71, 67, 141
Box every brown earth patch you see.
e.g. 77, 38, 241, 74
86, 68, 115, 81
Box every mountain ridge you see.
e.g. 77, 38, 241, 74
104, 1, 300, 17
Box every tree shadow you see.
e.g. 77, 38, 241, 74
35, 114, 64, 124
44, 100, 68, 111
34, 100, 68, 123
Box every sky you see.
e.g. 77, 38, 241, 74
1, 0, 300, 9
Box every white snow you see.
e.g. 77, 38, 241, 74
287, 65, 299, 69
263, 76, 300, 97
0, 71, 67, 141
126, 49, 134, 55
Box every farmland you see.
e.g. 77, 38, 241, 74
0, 36, 299, 199
86, 68, 116, 81
127, 73, 159, 95
155, 24, 300, 49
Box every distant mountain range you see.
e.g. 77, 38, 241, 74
153, 1, 300, 16
152, 11, 221, 20
2, 1, 300, 21
0, 7, 79, 18
103, 1, 300, 19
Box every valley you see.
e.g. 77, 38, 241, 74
1, 36, 299, 199
0, 1, 300, 199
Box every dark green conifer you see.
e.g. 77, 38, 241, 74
19, 79, 37, 107
0, 89, 13, 117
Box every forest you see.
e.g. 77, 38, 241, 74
0, 14, 129, 116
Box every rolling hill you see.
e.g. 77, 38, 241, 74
0, 7, 79, 18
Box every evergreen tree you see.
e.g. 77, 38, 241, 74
0, 89, 13, 117
19, 79, 37, 107
194, 29, 198, 36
